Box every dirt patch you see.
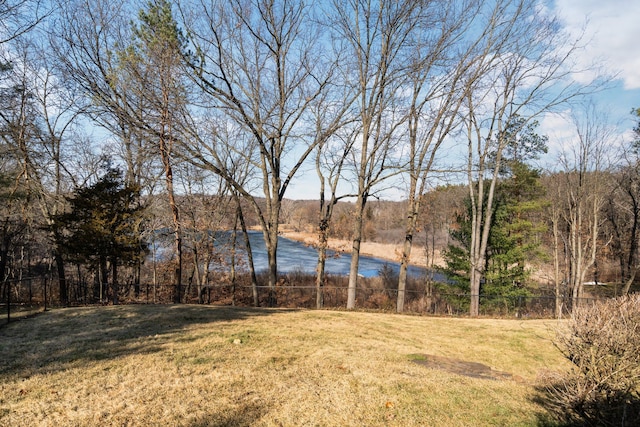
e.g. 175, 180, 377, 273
411, 354, 523, 382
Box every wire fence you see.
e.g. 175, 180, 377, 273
1, 277, 52, 324
2, 275, 602, 323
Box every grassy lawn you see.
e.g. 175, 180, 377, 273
0, 305, 567, 426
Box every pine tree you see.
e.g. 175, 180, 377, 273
54, 167, 147, 304
443, 118, 547, 312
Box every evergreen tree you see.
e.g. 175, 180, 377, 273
127, 0, 186, 303
443, 118, 547, 311
54, 167, 147, 304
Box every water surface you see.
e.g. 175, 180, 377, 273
154, 230, 439, 280
232, 231, 434, 279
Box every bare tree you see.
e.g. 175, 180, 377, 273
395, 0, 481, 313
554, 105, 614, 308
127, 0, 188, 302
180, 0, 333, 304
460, 0, 597, 317
306, 40, 358, 309
0, 40, 35, 288
315, 127, 356, 309
0, 63, 41, 292
330, 0, 419, 309
604, 112, 640, 295
0, 34, 85, 305
53, 0, 189, 301
545, 174, 565, 318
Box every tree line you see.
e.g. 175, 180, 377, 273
0, 0, 629, 316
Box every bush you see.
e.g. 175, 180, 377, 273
538, 295, 640, 426
378, 263, 399, 290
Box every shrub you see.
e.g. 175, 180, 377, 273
378, 263, 399, 290
538, 295, 640, 426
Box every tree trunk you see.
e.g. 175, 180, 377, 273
552, 209, 562, 319
397, 238, 411, 313
55, 247, 67, 306
152, 236, 157, 304
161, 146, 182, 304
237, 201, 259, 307
134, 259, 141, 298
192, 246, 202, 303
0, 225, 12, 285
173, 233, 182, 303
230, 224, 237, 306
200, 248, 213, 304
111, 258, 118, 305
347, 195, 366, 309
316, 219, 329, 309
0, 249, 7, 288
266, 226, 279, 307
99, 256, 108, 303
469, 264, 482, 317
397, 193, 419, 313
622, 270, 638, 295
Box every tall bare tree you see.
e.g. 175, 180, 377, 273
604, 110, 640, 295
0, 0, 50, 291
330, 0, 419, 309
307, 39, 358, 308
54, 0, 189, 301
315, 127, 356, 309
126, 0, 188, 302
395, 0, 481, 313
1, 34, 85, 305
555, 105, 613, 308
460, 0, 596, 316
545, 173, 565, 318
180, 0, 333, 303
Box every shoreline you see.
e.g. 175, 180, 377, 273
280, 231, 443, 269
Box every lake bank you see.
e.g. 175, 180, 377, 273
280, 230, 445, 269
276, 232, 554, 288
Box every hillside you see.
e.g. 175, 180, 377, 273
0, 305, 567, 426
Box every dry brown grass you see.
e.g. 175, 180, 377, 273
0, 305, 566, 426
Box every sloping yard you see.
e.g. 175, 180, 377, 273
0, 305, 567, 426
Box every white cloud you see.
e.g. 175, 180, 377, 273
538, 109, 579, 168
540, 110, 574, 142
539, 106, 631, 173
552, 0, 640, 89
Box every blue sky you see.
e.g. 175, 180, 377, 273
539, 0, 640, 156
286, 0, 640, 200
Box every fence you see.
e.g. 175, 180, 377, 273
2, 275, 601, 322
1, 276, 53, 324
